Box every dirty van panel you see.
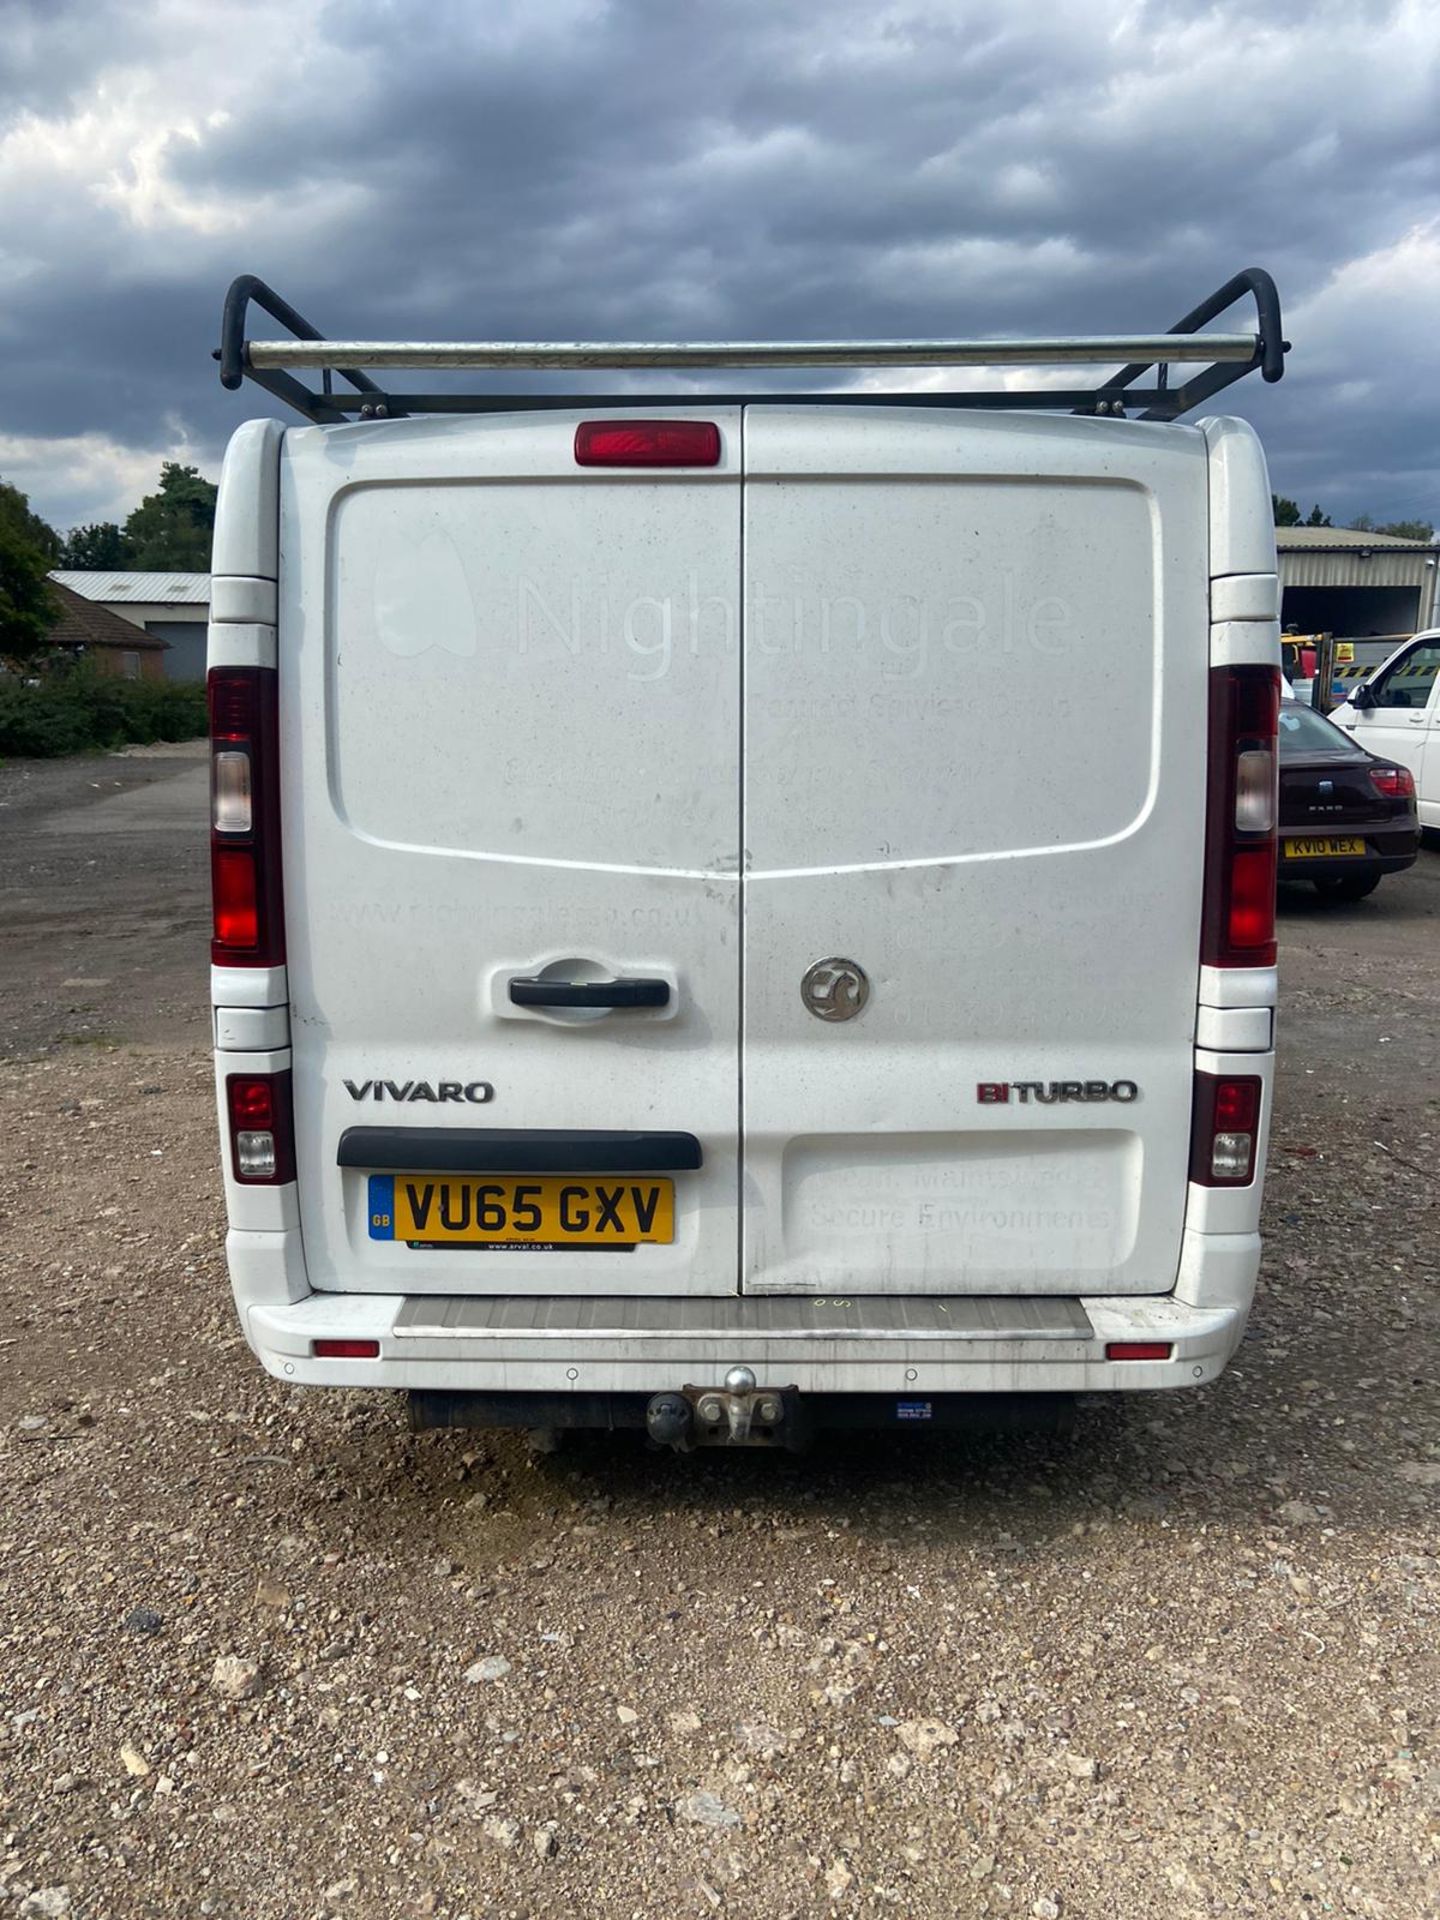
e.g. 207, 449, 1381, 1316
740, 408, 1210, 1297
279, 411, 744, 1296
327, 479, 739, 870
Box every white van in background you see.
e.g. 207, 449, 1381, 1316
206, 270, 1287, 1447
1327, 631, 1440, 831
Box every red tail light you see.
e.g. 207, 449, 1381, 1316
1190, 1072, 1262, 1185
312, 1338, 380, 1359
225, 1071, 295, 1184
209, 667, 284, 966
1369, 764, 1414, 799
1202, 665, 1279, 967
574, 420, 721, 467
1106, 1342, 1173, 1361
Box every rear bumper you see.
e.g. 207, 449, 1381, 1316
232, 1235, 1259, 1396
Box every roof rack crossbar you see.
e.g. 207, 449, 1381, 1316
242, 332, 1258, 372
292, 387, 1202, 416
216, 269, 1286, 424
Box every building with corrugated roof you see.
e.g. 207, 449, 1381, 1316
1277, 527, 1439, 647
46, 581, 170, 680
47, 571, 209, 682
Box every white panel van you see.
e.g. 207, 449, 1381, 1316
207, 270, 1287, 1446
1328, 630, 1440, 830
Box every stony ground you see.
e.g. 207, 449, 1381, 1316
0, 748, 1435, 1919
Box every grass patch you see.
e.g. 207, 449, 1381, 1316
0, 669, 207, 759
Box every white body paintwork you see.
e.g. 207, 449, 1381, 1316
1327, 629, 1440, 830
210, 406, 1279, 1399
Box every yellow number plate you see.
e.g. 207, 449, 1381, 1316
367, 1174, 674, 1250
1284, 837, 1366, 858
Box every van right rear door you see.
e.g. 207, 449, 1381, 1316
738, 406, 1211, 1298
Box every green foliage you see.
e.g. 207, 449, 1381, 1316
1341, 513, 1432, 539
0, 479, 63, 666
1274, 499, 1344, 529
0, 667, 207, 759
1375, 518, 1434, 542
1276, 496, 1434, 539
60, 521, 136, 569
1273, 495, 1335, 528
122, 462, 218, 570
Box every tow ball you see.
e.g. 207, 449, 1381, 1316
646, 1367, 805, 1451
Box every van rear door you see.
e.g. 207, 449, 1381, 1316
740, 407, 1209, 1296
279, 411, 742, 1296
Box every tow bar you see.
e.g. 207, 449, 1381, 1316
645, 1368, 807, 1451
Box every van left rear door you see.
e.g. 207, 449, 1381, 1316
279, 410, 743, 1297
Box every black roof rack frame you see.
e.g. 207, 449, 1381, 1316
217, 267, 1286, 426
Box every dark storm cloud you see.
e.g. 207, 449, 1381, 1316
1, 0, 1438, 528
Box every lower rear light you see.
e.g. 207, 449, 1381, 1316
1190, 1073, 1262, 1186
1106, 1342, 1173, 1361
574, 420, 721, 467
312, 1338, 380, 1359
1369, 764, 1415, 799
1202, 666, 1279, 967
225, 1071, 295, 1185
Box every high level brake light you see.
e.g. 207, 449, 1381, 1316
574, 420, 721, 467
1201, 665, 1279, 967
1190, 1073, 1262, 1186
209, 667, 284, 966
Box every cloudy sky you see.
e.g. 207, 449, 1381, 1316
1, 0, 1437, 535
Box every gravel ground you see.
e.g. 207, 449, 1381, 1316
0, 749, 1436, 1919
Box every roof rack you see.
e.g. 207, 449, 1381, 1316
216, 267, 1286, 426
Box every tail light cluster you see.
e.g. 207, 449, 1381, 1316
1190, 1073, 1262, 1186
209, 667, 284, 966
213, 668, 294, 1189
1201, 665, 1279, 968
225, 1071, 295, 1184
1369, 764, 1415, 800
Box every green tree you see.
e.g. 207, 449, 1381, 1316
0, 479, 62, 667
1376, 518, 1434, 542
1273, 497, 1333, 527
60, 521, 136, 569
122, 462, 218, 570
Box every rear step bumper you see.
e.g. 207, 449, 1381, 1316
243, 1287, 1248, 1394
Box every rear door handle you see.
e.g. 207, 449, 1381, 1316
508, 976, 671, 1009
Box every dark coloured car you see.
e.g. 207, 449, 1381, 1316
1277, 701, 1419, 900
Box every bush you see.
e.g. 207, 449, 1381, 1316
0, 668, 208, 758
